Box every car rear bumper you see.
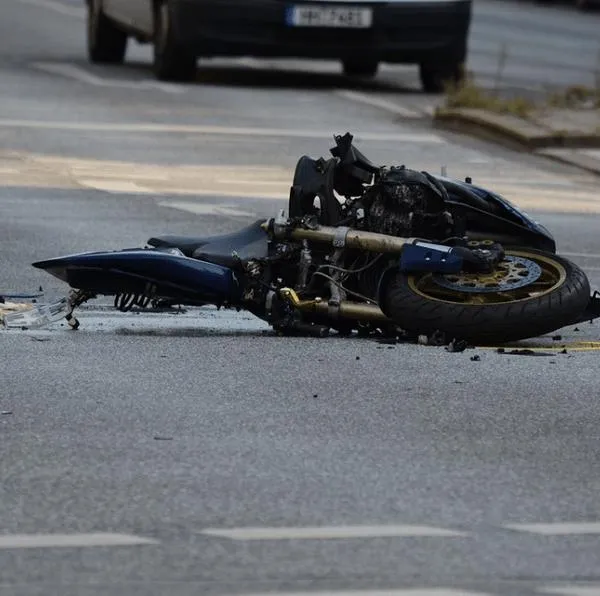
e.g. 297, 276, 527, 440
170, 0, 471, 63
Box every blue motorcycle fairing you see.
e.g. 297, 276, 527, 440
32, 248, 240, 303
436, 176, 556, 252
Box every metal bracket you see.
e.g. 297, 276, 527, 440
333, 226, 350, 248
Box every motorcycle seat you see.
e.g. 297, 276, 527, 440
147, 219, 269, 268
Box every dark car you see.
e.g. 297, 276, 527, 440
87, 0, 472, 92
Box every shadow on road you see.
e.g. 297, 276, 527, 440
118, 60, 424, 95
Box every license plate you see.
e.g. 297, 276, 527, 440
286, 5, 373, 28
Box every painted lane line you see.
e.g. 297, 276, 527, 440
336, 90, 423, 119
33, 63, 185, 94
159, 202, 257, 218
0, 533, 159, 549
504, 522, 600, 535
78, 179, 154, 194
226, 591, 492, 596
18, 0, 85, 18
154, 188, 287, 200
539, 586, 600, 596
0, 119, 446, 143
200, 524, 468, 540
561, 252, 600, 260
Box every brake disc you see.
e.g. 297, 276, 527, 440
432, 255, 542, 293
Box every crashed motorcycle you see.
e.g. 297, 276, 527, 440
33, 133, 600, 345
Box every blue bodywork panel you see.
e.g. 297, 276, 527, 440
33, 249, 240, 303
400, 242, 464, 273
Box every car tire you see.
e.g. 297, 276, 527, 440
342, 59, 379, 78
153, 1, 197, 82
419, 61, 465, 94
87, 0, 128, 64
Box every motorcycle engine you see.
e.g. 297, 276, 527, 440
363, 166, 455, 240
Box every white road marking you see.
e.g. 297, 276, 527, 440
335, 90, 423, 119
0, 119, 446, 143
158, 202, 256, 217
0, 533, 158, 549
561, 252, 600, 259
200, 525, 468, 540
227, 591, 491, 596
78, 179, 154, 193
18, 0, 85, 18
33, 62, 185, 94
504, 522, 600, 535
539, 586, 600, 596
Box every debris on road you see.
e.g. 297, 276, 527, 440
1, 296, 68, 330
470, 355, 481, 361
446, 339, 469, 353
497, 348, 554, 356
1, 411, 13, 416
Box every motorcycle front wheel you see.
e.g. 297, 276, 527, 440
381, 249, 590, 345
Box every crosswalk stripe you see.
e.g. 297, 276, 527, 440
0, 533, 158, 549
504, 522, 600, 535
200, 525, 468, 540
336, 90, 423, 119
225, 592, 492, 596
33, 62, 185, 94
0, 119, 446, 143
539, 587, 600, 596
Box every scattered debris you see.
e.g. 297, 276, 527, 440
30, 336, 51, 342
313, 393, 318, 398
470, 355, 481, 361
153, 436, 173, 441
1, 298, 68, 330
552, 335, 562, 341
356, 356, 360, 360
574, 327, 580, 332
429, 330, 447, 346
446, 338, 469, 353
560, 348, 568, 354
1, 411, 13, 416
498, 348, 554, 357
417, 330, 446, 346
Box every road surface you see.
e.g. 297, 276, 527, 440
1, 2, 600, 596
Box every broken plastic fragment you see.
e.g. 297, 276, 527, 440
2, 298, 69, 329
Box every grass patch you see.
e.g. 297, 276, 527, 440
547, 85, 600, 109
443, 80, 600, 118
443, 78, 536, 118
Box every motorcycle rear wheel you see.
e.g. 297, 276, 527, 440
381, 249, 590, 345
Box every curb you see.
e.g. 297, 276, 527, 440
536, 148, 600, 177
434, 108, 600, 151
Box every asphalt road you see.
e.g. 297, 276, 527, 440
2, 2, 600, 596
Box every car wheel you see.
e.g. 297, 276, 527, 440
153, 1, 197, 82
419, 61, 465, 94
342, 59, 379, 78
87, 0, 128, 64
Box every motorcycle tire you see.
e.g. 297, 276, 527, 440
380, 248, 590, 345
